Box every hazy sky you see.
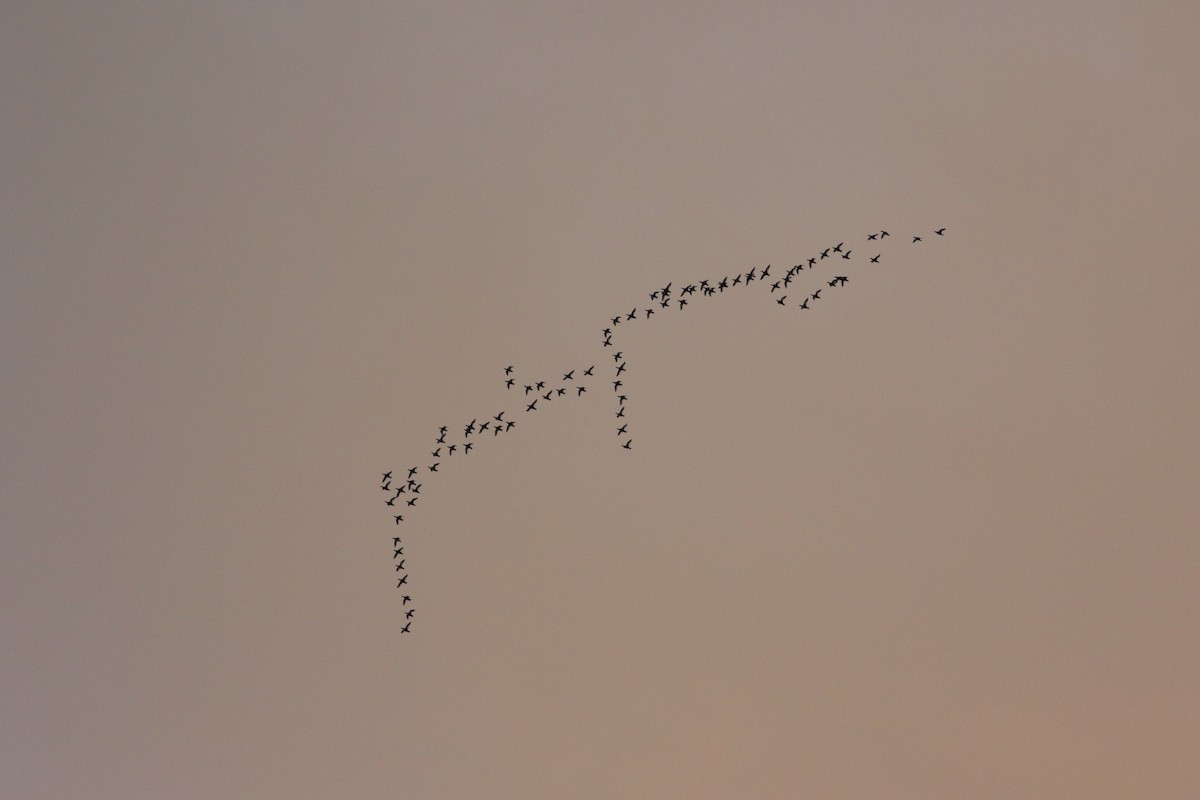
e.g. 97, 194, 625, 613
4, 2, 1199, 798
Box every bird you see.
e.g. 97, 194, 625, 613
613, 380, 623, 391
524, 384, 534, 395
828, 279, 838, 287
405, 610, 414, 619
761, 265, 771, 278
912, 235, 922, 243
622, 440, 632, 449
401, 622, 411, 633
678, 299, 688, 309
439, 426, 448, 434
396, 559, 405, 568
395, 563, 403, 571
811, 289, 822, 299
382, 471, 392, 482
616, 407, 625, 418
504, 365, 514, 375
613, 352, 623, 361
833, 242, 844, 253
660, 299, 669, 308
556, 387, 566, 396
577, 386, 586, 396
842, 250, 852, 259
583, 366, 594, 376
870, 255, 880, 263
394, 550, 403, 559
381, 480, 391, 491
820, 249, 830, 259
617, 424, 628, 435
436, 433, 446, 444
935, 228, 946, 235
536, 381, 545, 390
776, 295, 787, 305
402, 595, 412, 605
603, 337, 613, 346
394, 515, 404, 524
649, 290, 659, 300
563, 370, 574, 381
505, 420, 515, 430
410, 484, 420, 493
493, 426, 502, 436
798, 298, 809, 309
505, 378, 515, 388
611, 316, 621, 325
526, 401, 537, 412
464, 442, 474, 452
770, 281, 781, 293
428, 463, 439, 472
386, 497, 396, 506
627, 309, 637, 320
617, 395, 627, 404
408, 467, 418, 478
835, 276, 848, 285
616, 362, 626, 375
880, 230, 890, 237
407, 497, 418, 506
393, 537, 402, 546
542, 391, 552, 401
602, 328, 612, 336
646, 308, 655, 317
493, 412, 504, 422
397, 575, 407, 586
867, 233, 878, 240
808, 258, 816, 267
431, 448, 440, 458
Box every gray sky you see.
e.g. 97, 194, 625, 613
4, 2, 1199, 798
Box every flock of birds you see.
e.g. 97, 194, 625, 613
379, 226, 947, 632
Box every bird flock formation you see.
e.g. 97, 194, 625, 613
379, 226, 947, 632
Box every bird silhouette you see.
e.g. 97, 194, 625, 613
401, 622, 411, 633
617, 424, 628, 435
776, 295, 787, 305
583, 366, 594, 376
622, 440, 632, 449
504, 365, 514, 375
381, 471, 392, 481
935, 228, 946, 235
402, 595, 412, 605
394, 515, 404, 524
870, 255, 880, 263
397, 575, 407, 586
405, 609, 414, 619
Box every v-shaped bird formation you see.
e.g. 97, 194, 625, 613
379, 226, 947, 632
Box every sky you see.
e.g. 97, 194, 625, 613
3, 2, 1199, 798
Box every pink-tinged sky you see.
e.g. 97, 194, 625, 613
3, 2, 1199, 798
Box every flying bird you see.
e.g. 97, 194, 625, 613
504, 365, 514, 375
617, 425, 628, 435
394, 515, 404, 524
401, 622, 411, 633
912, 236, 922, 242
622, 440, 632, 449
776, 295, 788, 305
870, 255, 880, 263
563, 371, 574, 381
935, 228, 946, 235
402, 595, 412, 605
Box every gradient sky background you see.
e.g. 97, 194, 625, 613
4, 2, 1199, 798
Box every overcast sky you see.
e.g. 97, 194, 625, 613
4, 2, 1199, 798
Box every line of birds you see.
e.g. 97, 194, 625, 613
594, 228, 945, 445
381, 226, 946, 629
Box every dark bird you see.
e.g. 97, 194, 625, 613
556, 387, 566, 396
770, 281, 781, 292
436, 433, 446, 444
776, 295, 788, 305
394, 550, 403, 559
406, 609, 414, 619
396, 559, 405, 568
428, 463, 439, 472
867, 233, 878, 240
842, 250, 851, 259
394, 515, 404, 524
820, 249, 830, 259
464, 442, 474, 452
381, 480, 391, 491
616, 362, 626, 375
811, 289, 822, 299
563, 371, 574, 381
613, 352, 623, 361
506, 378, 515, 388
833, 242, 844, 253
397, 575, 407, 586
617, 424, 628, 435
505, 365, 514, 374
732, 275, 742, 286
660, 299, 670, 308
678, 299, 688, 309
649, 290, 659, 300
393, 537, 402, 546
646, 308, 655, 317
410, 484, 420, 493
603, 327, 612, 336
627, 309, 637, 320
880, 230, 890, 237
505, 420, 515, 430
382, 472, 392, 482
535, 381, 545, 391
526, 400, 537, 412
761, 265, 771, 278
494, 426, 502, 436
431, 448, 440, 458
912, 235, 922, 243
542, 391, 552, 401
834, 276, 848, 285
616, 407, 625, 418
439, 426, 448, 434
622, 440, 632, 449
662, 282, 672, 295
407, 497, 418, 506
408, 467, 418, 478
935, 228, 946, 235
746, 268, 756, 282
613, 380, 623, 390
808, 258, 816, 267
783, 275, 792, 287
603, 338, 613, 346
494, 412, 505, 422
799, 298, 809, 309
611, 316, 621, 325
583, 366, 594, 376
386, 497, 396, 506
524, 384, 534, 395
617, 395, 627, 404
395, 564, 403, 572
402, 595, 412, 605
401, 622, 411, 633
870, 255, 880, 263
577, 386, 586, 396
